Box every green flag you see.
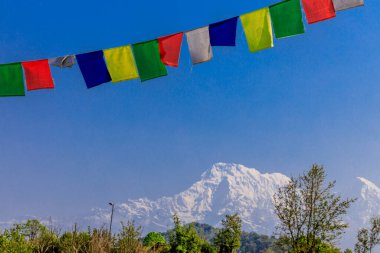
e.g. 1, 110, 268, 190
132, 40, 168, 82
269, 0, 305, 39
0, 63, 25, 96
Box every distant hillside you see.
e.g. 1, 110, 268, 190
161, 222, 279, 253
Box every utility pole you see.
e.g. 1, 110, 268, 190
108, 202, 115, 237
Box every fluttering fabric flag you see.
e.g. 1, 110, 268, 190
0, 63, 25, 96
269, 0, 305, 39
209, 17, 238, 46
333, 0, 364, 11
132, 40, 168, 82
103, 45, 139, 83
22, 59, 55, 91
49, 55, 75, 68
240, 8, 274, 52
186, 27, 213, 64
301, 0, 336, 24
76, 51, 111, 88
158, 33, 183, 67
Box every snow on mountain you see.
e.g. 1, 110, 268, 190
357, 177, 380, 212
87, 163, 290, 234
2, 162, 379, 250
349, 177, 380, 226
341, 177, 380, 249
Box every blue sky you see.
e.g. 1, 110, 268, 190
0, 0, 379, 221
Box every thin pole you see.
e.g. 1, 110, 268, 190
108, 202, 115, 237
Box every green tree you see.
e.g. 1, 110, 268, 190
0, 227, 33, 253
168, 214, 213, 253
115, 221, 144, 253
213, 214, 242, 253
273, 164, 356, 253
355, 217, 380, 253
143, 232, 167, 252
59, 228, 91, 253
3, 219, 59, 253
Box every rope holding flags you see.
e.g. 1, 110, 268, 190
0, 0, 365, 96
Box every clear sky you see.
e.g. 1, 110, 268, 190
0, 0, 379, 222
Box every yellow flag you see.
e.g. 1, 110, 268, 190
103, 45, 139, 83
240, 8, 274, 53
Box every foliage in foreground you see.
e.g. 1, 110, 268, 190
273, 164, 356, 253
0, 216, 282, 253
354, 216, 380, 253
0, 164, 362, 253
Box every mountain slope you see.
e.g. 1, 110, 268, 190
87, 163, 290, 235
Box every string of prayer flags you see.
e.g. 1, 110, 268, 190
333, 0, 364, 11
158, 33, 183, 67
0, 1, 365, 96
0, 63, 25, 96
103, 45, 139, 83
186, 27, 213, 64
209, 17, 238, 46
132, 40, 168, 82
240, 8, 274, 52
22, 60, 54, 91
49, 56, 76, 68
269, 0, 305, 39
301, 0, 336, 24
76, 51, 111, 88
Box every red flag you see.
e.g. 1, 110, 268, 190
301, 0, 336, 24
22, 59, 54, 91
158, 32, 183, 67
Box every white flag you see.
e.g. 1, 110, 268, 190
333, 0, 364, 11
186, 27, 213, 65
49, 55, 76, 68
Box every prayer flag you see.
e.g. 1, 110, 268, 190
209, 17, 238, 46
0, 63, 25, 96
22, 59, 54, 91
333, 0, 364, 11
49, 55, 75, 68
103, 45, 139, 83
269, 0, 305, 39
301, 0, 336, 24
240, 8, 274, 52
132, 40, 168, 82
158, 33, 183, 67
76, 51, 111, 88
186, 27, 213, 64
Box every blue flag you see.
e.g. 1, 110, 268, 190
209, 17, 238, 46
76, 51, 111, 88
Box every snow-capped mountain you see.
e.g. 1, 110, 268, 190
2, 162, 379, 250
356, 177, 380, 222
87, 163, 290, 235
340, 176, 380, 250
88, 163, 380, 245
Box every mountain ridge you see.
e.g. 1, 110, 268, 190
87, 163, 380, 250
87, 163, 290, 235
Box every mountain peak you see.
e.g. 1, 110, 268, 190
358, 177, 380, 191
357, 177, 380, 201
201, 163, 260, 180
87, 163, 290, 235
